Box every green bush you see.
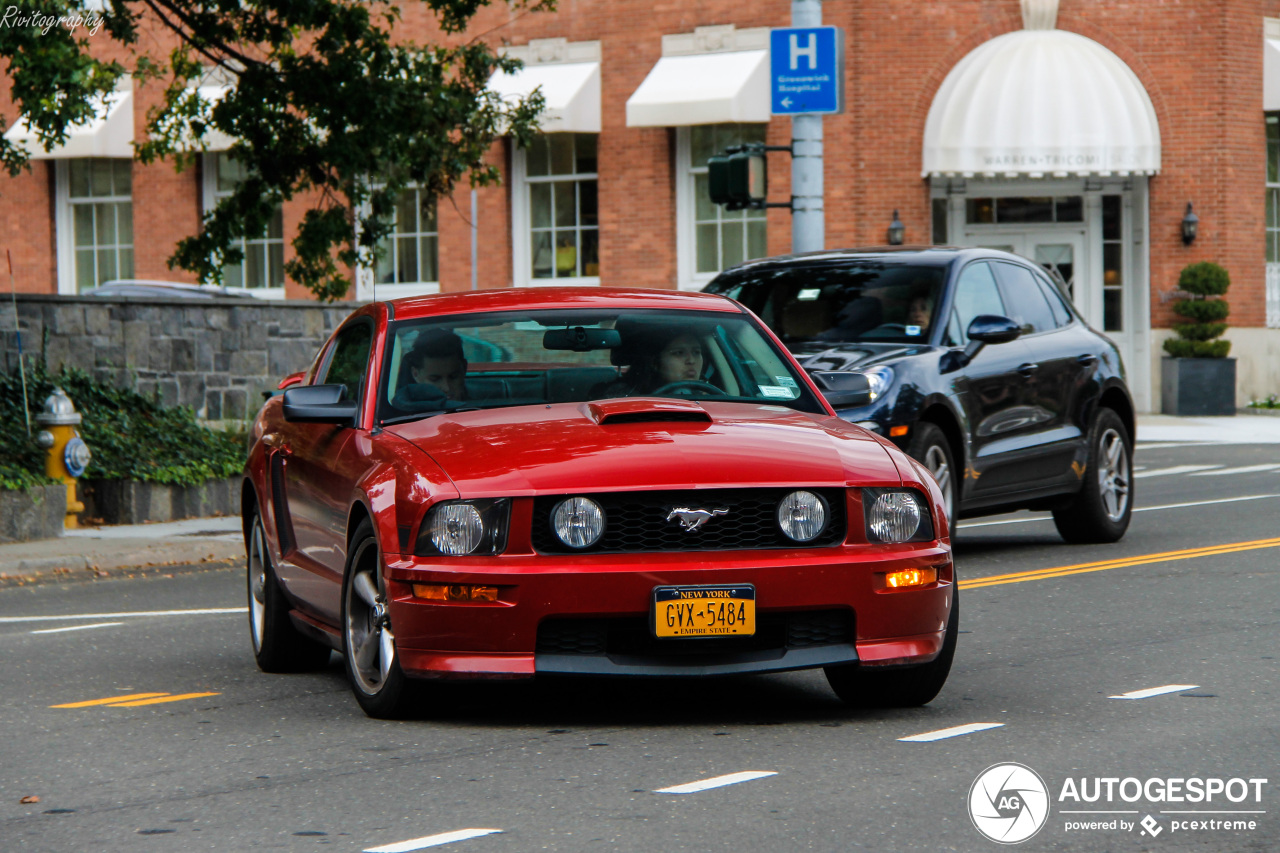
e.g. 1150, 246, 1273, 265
1162, 262, 1231, 359
0, 365, 246, 490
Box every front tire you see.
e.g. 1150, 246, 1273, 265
342, 519, 415, 718
247, 508, 330, 673
907, 421, 957, 534
824, 588, 958, 708
1052, 407, 1133, 544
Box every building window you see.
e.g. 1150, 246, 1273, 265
203, 152, 284, 291
679, 124, 767, 288
376, 187, 438, 287
516, 133, 599, 283
64, 159, 133, 292
1267, 115, 1280, 328
965, 196, 1084, 224
1101, 194, 1123, 332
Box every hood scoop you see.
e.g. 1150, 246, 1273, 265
584, 398, 713, 426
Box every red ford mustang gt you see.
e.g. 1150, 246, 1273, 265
242, 288, 956, 718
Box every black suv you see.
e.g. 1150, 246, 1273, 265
704, 247, 1135, 543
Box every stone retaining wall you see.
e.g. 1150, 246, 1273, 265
1, 294, 356, 423
81, 477, 241, 525
0, 485, 67, 543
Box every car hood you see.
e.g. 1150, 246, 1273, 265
789, 341, 935, 372
384, 399, 902, 495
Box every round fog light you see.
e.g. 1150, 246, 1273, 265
429, 503, 485, 555
868, 492, 922, 543
777, 490, 827, 542
552, 497, 605, 549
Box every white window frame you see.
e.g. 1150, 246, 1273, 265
675, 125, 768, 292
55, 158, 134, 295
511, 134, 600, 288
201, 152, 285, 299
353, 184, 441, 301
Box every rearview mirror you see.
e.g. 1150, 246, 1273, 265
811, 371, 872, 409
282, 384, 358, 426
543, 326, 622, 352
943, 315, 1023, 373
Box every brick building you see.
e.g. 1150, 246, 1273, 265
4, 0, 1280, 412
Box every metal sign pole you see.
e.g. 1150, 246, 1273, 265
790, 0, 824, 253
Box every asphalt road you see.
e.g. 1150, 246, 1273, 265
1, 440, 1277, 852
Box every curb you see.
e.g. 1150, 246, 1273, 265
0, 557, 241, 588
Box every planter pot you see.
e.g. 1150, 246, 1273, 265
0, 485, 67, 543
81, 476, 240, 525
1161, 357, 1236, 416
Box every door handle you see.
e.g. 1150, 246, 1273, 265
1076, 353, 1098, 366
1018, 362, 1039, 378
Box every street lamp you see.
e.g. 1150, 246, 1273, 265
887, 210, 905, 245
1181, 202, 1199, 245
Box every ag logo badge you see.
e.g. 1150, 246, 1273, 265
968, 762, 1051, 844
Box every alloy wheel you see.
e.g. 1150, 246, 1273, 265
1097, 427, 1130, 522
345, 539, 396, 695
923, 444, 953, 522
248, 517, 267, 653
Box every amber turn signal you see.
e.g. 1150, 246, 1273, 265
889, 425, 909, 437
412, 583, 499, 602
884, 566, 938, 589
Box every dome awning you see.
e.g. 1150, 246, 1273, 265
922, 28, 1161, 178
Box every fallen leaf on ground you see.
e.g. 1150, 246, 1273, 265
19, 796, 39, 804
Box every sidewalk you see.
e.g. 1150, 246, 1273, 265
3, 410, 1279, 584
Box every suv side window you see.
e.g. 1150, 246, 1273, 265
1032, 269, 1075, 327
320, 321, 374, 400
946, 262, 1006, 346
995, 262, 1058, 335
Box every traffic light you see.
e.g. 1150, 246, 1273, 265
708, 145, 768, 210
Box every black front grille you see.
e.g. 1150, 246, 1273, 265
531, 488, 846, 554
537, 610, 853, 657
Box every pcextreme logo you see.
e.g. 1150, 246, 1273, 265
968, 763, 1051, 844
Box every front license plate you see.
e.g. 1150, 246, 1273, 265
652, 585, 756, 638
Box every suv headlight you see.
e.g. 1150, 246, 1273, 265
863, 488, 935, 543
859, 365, 894, 402
416, 498, 510, 556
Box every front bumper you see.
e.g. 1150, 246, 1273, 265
384, 545, 952, 679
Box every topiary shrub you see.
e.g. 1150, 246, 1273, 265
1163, 261, 1231, 358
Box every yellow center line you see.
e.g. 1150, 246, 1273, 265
108, 692, 220, 707
51, 693, 169, 708
959, 537, 1280, 590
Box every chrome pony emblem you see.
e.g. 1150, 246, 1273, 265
666, 507, 729, 532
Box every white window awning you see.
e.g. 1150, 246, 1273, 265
488, 61, 601, 134
182, 86, 236, 152
1265, 39, 1280, 111
626, 50, 770, 127
4, 90, 134, 159
922, 29, 1161, 178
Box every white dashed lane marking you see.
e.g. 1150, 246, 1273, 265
1134, 464, 1222, 479
363, 829, 503, 853
0, 608, 245, 624
1109, 684, 1199, 700
897, 722, 1005, 742
1190, 464, 1280, 476
960, 494, 1280, 529
655, 770, 778, 794
30, 622, 123, 635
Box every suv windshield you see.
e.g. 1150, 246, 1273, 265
376, 308, 824, 424
707, 262, 948, 345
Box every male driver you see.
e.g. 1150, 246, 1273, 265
404, 329, 467, 400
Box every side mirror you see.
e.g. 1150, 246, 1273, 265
282, 384, 358, 426
944, 315, 1023, 372
811, 371, 872, 409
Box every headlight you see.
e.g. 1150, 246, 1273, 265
859, 365, 894, 402
777, 490, 828, 542
416, 498, 510, 556
551, 496, 605, 549
863, 489, 935, 543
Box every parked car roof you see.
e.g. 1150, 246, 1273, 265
83, 280, 261, 299
720, 245, 1020, 275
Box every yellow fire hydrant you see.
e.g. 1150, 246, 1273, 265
35, 388, 93, 529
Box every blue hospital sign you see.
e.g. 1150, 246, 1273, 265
770, 26, 844, 115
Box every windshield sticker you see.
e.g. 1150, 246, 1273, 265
905, 325, 922, 336
798, 288, 821, 300
759, 385, 796, 399
775, 376, 799, 388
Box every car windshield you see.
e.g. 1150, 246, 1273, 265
707, 262, 948, 345
376, 308, 824, 424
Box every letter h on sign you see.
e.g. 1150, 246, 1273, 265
790, 33, 817, 70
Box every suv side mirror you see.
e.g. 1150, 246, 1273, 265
811, 371, 872, 409
282, 384, 358, 426
941, 315, 1022, 373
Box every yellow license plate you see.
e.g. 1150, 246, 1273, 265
652, 585, 756, 638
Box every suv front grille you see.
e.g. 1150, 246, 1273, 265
530, 488, 846, 554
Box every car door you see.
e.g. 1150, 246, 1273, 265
942, 261, 1038, 503
277, 319, 373, 624
992, 261, 1092, 491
